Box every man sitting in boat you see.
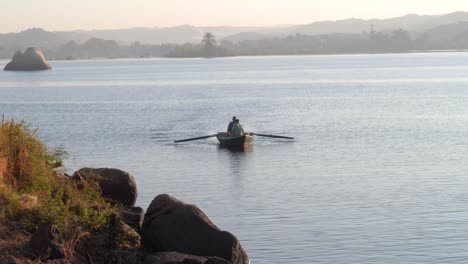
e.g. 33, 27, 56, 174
227, 116, 236, 135
230, 119, 244, 137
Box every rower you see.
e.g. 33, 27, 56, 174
227, 116, 236, 136
231, 119, 244, 137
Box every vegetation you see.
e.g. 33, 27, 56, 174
46, 28, 461, 59
167, 30, 415, 57
201, 32, 217, 57
0, 118, 137, 262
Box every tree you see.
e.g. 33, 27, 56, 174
201, 33, 217, 57
202, 33, 216, 48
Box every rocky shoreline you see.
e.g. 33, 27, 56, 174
2, 167, 249, 264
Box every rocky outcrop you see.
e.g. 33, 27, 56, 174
29, 224, 65, 260
114, 220, 141, 250
143, 252, 232, 264
4, 48, 51, 71
119, 206, 145, 234
142, 194, 249, 264
72, 168, 138, 206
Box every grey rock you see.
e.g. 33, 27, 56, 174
4, 48, 51, 71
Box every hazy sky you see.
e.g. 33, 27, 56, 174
2, 0, 468, 32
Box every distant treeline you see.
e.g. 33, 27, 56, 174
167, 28, 468, 57
168, 29, 415, 58
0, 38, 177, 60
2, 27, 468, 60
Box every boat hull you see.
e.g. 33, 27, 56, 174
216, 132, 254, 147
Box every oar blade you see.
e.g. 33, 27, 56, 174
174, 134, 218, 143
253, 133, 294, 140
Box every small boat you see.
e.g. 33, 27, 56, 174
174, 130, 292, 145
216, 132, 254, 147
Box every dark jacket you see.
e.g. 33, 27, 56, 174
227, 121, 235, 133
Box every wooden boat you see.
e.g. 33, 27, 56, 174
174, 131, 291, 145
216, 132, 254, 147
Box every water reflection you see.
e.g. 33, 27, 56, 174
217, 144, 253, 153
217, 145, 253, 181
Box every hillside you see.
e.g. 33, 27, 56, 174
2, 12, 468, 59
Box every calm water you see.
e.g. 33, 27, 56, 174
1, 53, 468, 263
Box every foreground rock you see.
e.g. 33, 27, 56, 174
4, 48, 51, 71
108, 251, 231, 264
29, 224, 65, 260
142, 194, 249, 264
144, 252, 231, 264
72, 168, 138, 206
119, 206, 145, 233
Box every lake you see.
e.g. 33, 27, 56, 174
1, 53, 468, 263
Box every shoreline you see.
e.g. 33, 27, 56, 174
0, 49, 467, 63
0, 120, 249, 264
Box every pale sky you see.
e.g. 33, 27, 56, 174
2, 0, 468, 33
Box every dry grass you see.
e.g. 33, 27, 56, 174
0, 119, 55, 192
0, 157, 6, 184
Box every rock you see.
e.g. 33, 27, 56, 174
119, 206, 145, 233
117, 220, 141, 250
72, 168, 137, 206
107, 250, 143, 264
1, 256, 19, 264
143, 252, 231, 264
107, 213, 141, 250
4, 48, 51, 71
54, 170, 71, 185
29, 224, 65, 260
142, 194, 249, 264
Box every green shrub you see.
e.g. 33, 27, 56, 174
47, 146, 68, 169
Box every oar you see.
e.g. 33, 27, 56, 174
174, 134, 218, 143
252, 133, 294, 140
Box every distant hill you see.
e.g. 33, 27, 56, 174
291, 12, 468, 36
1, 12, 467, 47
2, 12, 468, 59
0, 28, 66, 49
419, 21, 468, 49
222, 32, 271, 43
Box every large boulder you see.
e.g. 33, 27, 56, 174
142, 194, 249, 264
29, 224, 65, 260
4, 48, 51, 71
72, 168, 137, 206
